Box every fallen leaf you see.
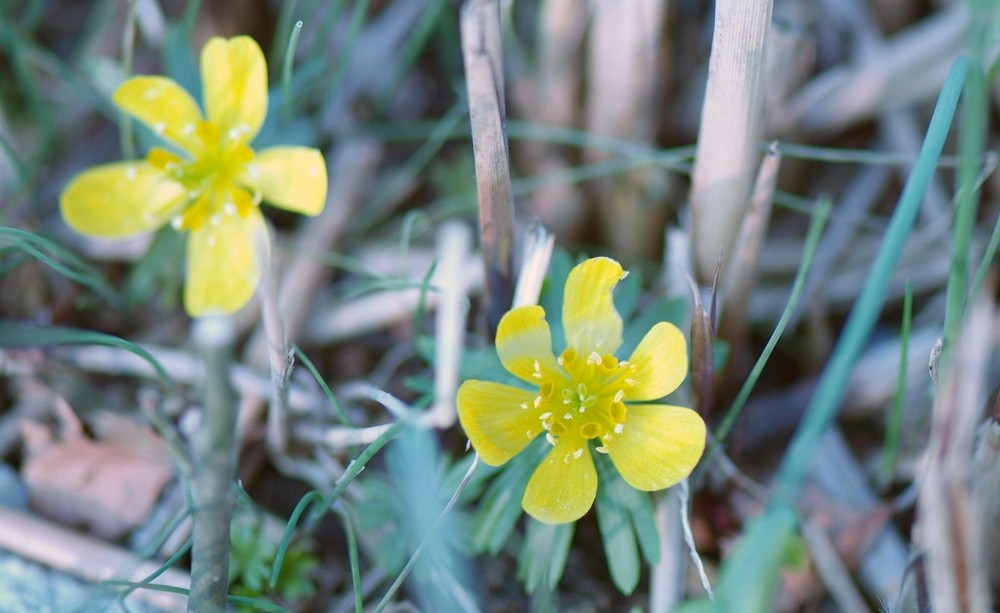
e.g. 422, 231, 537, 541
20, 398, 173, 540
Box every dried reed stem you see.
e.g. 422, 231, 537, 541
461, 0, 516, 335
0, 506, 189, 611
719, 144, 780, 368
585, 0, 669, 258
689, 0, 773, 283
909, 294, 993, 612
239, 140, 380, 436
511, 219, 555, 309
425, 220, 471, 429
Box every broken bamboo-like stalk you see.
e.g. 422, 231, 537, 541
461, 0, 516, 336
689, 0, 773, 283
585, 0, 670, 259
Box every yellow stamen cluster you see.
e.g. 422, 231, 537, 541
146, 120, 258, 233
521, 347, 638, 460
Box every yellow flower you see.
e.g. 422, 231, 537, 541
59, 36, 327, 316
457, 257, 706, 524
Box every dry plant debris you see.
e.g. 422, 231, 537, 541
0, 1, 999, 611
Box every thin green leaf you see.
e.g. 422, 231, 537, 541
518, 519, 574, 593
293, 345, 351, 426
880, 281, 912, 488
942, 57, 986, 369
713, 196, 831, 444
470, 438, 546, 554
0, 319, 172, 386
595, 456, 642, 595
0, 227, 121, 307
281, 20, 304, 120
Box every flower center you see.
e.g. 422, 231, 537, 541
525, 347, 638, 459
146, 120, 258, 231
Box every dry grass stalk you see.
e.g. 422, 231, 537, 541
649, 487, 686, 613
905, 293, 994, 612
841, 325, 939, 420
534, 0, 584, 128
426, 220, 471, 429
509, 0, 588, 238
971, 410, 1000, 598
461, 0, 516, 335
689, 0, 773, 283
805, 428, 909, 604
785, 163, 891, 331
585, 0, 670, 259
306, 251, 483, 344
0, 505, 190, 611
238, 140, 381, 436
762, 2, 815, 137
800, 516, 871, 613
780, 6, 967, 136
246, 140, 381, 358
512, 219, 555, 309
719, 144, 780, 369
752, 232, 952, 319
815, 0, 951, 220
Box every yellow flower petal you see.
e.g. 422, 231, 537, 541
457, 381, 541, 466
495, 305, 564, 385
562, 257, 625, 356
113, 76, 204, 153
201, 36, 267, 140
184, 206, 267, 316
523, 436, 597, 524
605, 404, 705, 491
60, 162, 185, 237
251, 147, 328, 215
625, 322, 689, 401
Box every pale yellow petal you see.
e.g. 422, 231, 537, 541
201, 36, 267, 140
625, 322, 689, 401
60, 162, 185, 237
457, 381, 542, 466
184, 206, 266, 316
562, 257, 625, 356
113, 76, 203, 153
523, 436, 598, 524
605, 404, 705, 491
495, 305, 564, 385
250, 147, 328, 215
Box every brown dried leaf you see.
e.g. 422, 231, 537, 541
20, 399, 173, 540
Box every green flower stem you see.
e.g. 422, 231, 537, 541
187, 317, 239, 613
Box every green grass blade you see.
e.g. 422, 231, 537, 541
942, 58, 986, 368
281, 20, 304, 121
292, 345, 351, 425
880, 280, 912, 488
713, 196, 831, 444
0, 227, 122, 307
334, 505, 364, 613
0, 319, 173, 386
